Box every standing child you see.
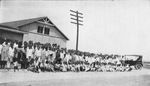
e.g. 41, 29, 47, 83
13, 48, 19, 72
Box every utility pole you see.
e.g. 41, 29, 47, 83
70, 10, 83, 51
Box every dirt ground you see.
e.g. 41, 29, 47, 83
0, 68, 150, 86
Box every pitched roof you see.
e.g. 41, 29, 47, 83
0, 16, 46, 29
0, 16, 69, 40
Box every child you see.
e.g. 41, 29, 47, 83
6, 58, 11, 71
13, 57, 19, 72
13, 48, 19, 72
39, 60, 45, 72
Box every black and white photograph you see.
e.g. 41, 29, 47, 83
0, 0, 150, 86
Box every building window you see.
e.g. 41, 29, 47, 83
37, 26, 43, 33
44, 27, 50, 35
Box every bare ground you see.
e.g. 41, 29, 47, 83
0, 68, 150, 86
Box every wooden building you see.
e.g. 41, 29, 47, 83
0, 16, 69, 48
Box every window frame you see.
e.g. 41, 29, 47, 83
44, 27, 50, 35
37, 26, 43, 34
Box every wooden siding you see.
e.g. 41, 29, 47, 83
20, 22, 66, 39
21, 22, 67, 48
23, 33, 66, 48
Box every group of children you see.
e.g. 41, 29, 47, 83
0, 37, 132, 73
28, 62, 132, 73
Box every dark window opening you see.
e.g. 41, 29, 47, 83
37, 26, 43, 33
44, 27, 50, 35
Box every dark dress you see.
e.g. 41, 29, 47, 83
55, 51, 61, 64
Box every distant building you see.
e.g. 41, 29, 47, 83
0, 16, 69, 48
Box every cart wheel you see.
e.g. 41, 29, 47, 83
135, 64, 142, 70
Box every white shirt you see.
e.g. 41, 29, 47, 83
2, 42, 6, 46
46, 50, 49, 57
60, 52, 64, 59
85, 56, 88, 61
27, 48, 33, 58
75, 55, 79, 61
0, 44, 3, 54
88, 57, 92, 63
9, 47, 14, 57
36, 48, 42, 57
78, 56, 82, 61
48, 50, 53, 55
13, 43, 18, 48
96, 57, 100, 62
92, 57, 96, 63
66, 54, 71, 61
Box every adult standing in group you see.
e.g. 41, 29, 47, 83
55, 49, 61, 64
8, 42, 15, 70
20, 41, 28, 69
35, 45, 42, 60
0, 38, 4, 61
13, 41, 18, 49
17, 41, 27, 69
0, 38, 4, 68
26, 41, 34, 68
1, 39, 9, 69
60, 49, 64, 62
41, 45, 46, 62
51, 47, 56, 63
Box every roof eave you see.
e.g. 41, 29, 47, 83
0, 26, 28, 34
54, 26, 69, 40
0, 24, 18, 30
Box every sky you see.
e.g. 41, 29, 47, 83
0, 0, 150, 61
